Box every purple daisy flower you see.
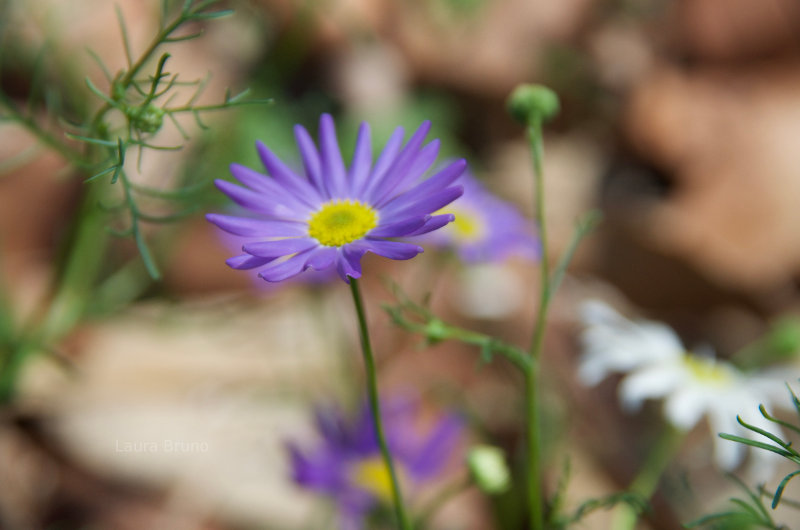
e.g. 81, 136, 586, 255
206, 114, 467, 283
288, 398, 464, 530
424, 172, 539, 263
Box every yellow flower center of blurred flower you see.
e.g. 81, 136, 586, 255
308, 200, 378, 247
438, 205, 485, 242
683, 354, 733, 386
350, 456, 395, 502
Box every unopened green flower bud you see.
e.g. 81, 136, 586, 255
467, 445, 510, 495
131, 104, 165, 134
507, 84, 560, 125
425, 318, 449, 342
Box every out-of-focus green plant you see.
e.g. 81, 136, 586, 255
384, 84, 604, 529
688, 384, 800, 529
0, 0, 269, 403
687, 476, 788, 530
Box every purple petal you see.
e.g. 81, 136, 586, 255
360, 126, 404, 196
258, 249, 316, 282
356, 239, 424, 260
380, 185, 464, 222
378, 159, 467, 210
366, 121, 431, 203
404, 415, 463, 480
243, 238, 317, 259
226, 253, 272, 270
206, 214, 305, 237
372, 139, 440, 205
406, 214, 455, 236
319, 114, 348, 198
214, 180, 301, 219
228, 164, 307, 212
348, 122, 373, 196
312, 406, 352, 449
288, 443, 343, 490
306, 246, 337, 271
256, 142, 320, 208
336, 245, 365, 282
369, 216, 429, 238
294, 124, 325, 194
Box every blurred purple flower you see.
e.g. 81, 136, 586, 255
424, 172, 539, 263
288, 398, 463, 529
207, 114, 466, 283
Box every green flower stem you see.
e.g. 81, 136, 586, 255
526, 117, 548, 530
0, 184, 110, 404
524, 361, 543, 530
611, 426, 684, 530
383, 303, 532, 372
349, 278, 412, 530
40, 185, 110, 342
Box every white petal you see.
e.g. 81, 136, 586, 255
577, 354, 616, 386
664, 386, 708, 430
619, 364, 683, 412
577, 300, 684, 386
705, 403, 747, 470
580, 300, 624, 326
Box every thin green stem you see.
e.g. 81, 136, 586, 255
528, 117, 550, 359
349, 278, 412, 530
611, 427, 684, 530
525, 362, 542, 530
526, 117, 547, 530
383, 302, 532, 372
0, 182, 111, 404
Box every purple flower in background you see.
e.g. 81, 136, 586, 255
207, 114, 466, 283
425, 172, 539, 263
288, 398, 463, 529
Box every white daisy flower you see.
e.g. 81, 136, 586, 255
578, 299, 795, 478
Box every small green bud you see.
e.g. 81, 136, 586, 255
130, 104, 165, 134
425, 318, 449, 342
768, 318, 800, 357
467, 445, 510, 495
507, 84, 560, 125
111, 81, 127, 102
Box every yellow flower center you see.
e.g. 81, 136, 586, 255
682, 354, 733, 386
350, 456, 395, 502
308, 200, 378, 247
439, 205, 485, 242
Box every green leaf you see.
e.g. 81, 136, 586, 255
190, 8, 234, 19
84, 165, 117, 183
133, 226, 161, 280
86, 48, 114, 83
736, 415, 798, 455
549, 209, 601, 295
164, 30, 205, 43
84, 77, 117, 106
115, 4, 134, 69
144, 53, 171, 102
65, 133, 119, 147
759, 404, 800, 437
773, 470, 800, 509
718, 434, 795, 460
